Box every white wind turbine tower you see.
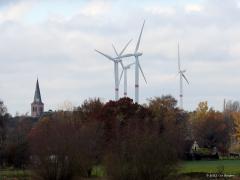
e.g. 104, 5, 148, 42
112, 45, 135, 97
115, 21, 147, 103
120, 62, 135, 97
119, 62, 135, 97
95, 40, 132, 101
178, 43, 189, 109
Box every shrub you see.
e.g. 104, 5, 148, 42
194, 148, 211, 156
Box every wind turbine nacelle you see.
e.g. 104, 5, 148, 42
135, 52, 143, 57
126, 66, 131, 69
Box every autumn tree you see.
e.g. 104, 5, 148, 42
73, 98, 104, 122
4, 116, 34, 168
29, 112, 102, 180
0, 100, 10, 167
191, 102, 230, 153
99, 97, 149, 147
0, 100, 8, 143
28, 96, 187, 179
104, 96, 184, 180
147, 95, 189, 156
223, 100, 240, 145
230, 112, 240, 142
229, 112, 240, 153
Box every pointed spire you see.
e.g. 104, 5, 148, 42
33, 79, 42, 103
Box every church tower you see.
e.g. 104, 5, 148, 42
31, 79, 44, 117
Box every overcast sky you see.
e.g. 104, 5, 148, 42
0, 0, 240, 115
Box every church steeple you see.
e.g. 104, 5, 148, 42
33, 79, 42, 103
31, 79, 44, 117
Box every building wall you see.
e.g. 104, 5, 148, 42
31, 103, 44, 117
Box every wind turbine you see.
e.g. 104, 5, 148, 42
95, 40, 132, 101
112, 45, 135, 97
114, 21, 147, 103
178, 43, 189, 109
120, 62, 135, 97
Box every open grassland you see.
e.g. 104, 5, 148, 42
91, 160, 240, 177
181, 160, 240, 175
1, 160, 240, 179
0, 169, 30, 180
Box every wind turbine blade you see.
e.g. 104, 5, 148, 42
135, 20, 145, 53
126, 62, 135, 69
129, 62, 135, 67
95, 49, 114, 61
112, 44, 119, 57
182, 73, 189, 84
115, 54, 134, 59
178, 42, 180, 71
120, 60, 124, 68
138, 62, 147, 84
120, 39, 132, 56
118, 69, 124, 86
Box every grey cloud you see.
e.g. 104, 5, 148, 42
0, 0, 20, 6
2, 0, 240, 114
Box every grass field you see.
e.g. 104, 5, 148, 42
180, 160, 240, 175
0, 169, 30, 180
91, 160, 240, 178
1, 160, 240, 179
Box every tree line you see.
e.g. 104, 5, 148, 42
0, 96, 239, 179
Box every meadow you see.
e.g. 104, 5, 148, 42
180, 160, 240, 175
1, 160, 240, 179
0, 169, 30, 180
